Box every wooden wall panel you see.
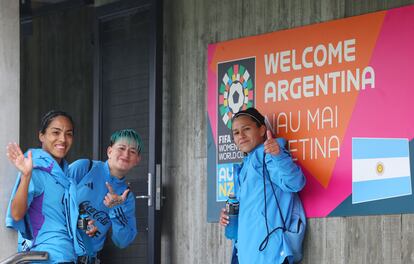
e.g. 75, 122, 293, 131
20, 6, 94, 161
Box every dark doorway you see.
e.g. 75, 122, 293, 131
93, 1, 163, 263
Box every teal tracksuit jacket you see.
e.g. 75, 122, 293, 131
234, 138, 306, 264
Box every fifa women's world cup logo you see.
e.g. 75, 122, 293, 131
219, 62, 255, 129
216, 59, 255, 201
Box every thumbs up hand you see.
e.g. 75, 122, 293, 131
264, 130, 280, 156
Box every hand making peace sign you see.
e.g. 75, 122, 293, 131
103, 182, 130, 208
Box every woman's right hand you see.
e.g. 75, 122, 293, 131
8, 143, 33, 221
86, 219, 99, 237
7, 142, 33, 178
219, 208, 229, 227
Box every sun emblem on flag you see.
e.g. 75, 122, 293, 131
219, 64, 254, 129
376, 161, 384, 175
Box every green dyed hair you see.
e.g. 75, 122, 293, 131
110, 128, 143, 154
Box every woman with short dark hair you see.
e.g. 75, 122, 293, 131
220, 107, 306, 264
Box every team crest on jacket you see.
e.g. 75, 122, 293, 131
84, 182, 94, 190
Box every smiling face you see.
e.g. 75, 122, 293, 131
232, 115, 266, 153
107, 139, 141, 178
39, 115, 74, 163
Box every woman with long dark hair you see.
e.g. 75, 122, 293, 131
6, 110, 95, 263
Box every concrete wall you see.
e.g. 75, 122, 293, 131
0, 0, 20, 260
161, 0, 414, 263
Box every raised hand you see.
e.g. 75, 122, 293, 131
103, 182, 130, 208
264, 130, 280, 156
7, 143, 33, 178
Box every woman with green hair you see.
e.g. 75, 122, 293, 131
68, 129, 143, 263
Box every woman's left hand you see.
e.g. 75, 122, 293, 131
264, 130, 280, 156
103, 182, 129, 208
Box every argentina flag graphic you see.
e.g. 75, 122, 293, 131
352, 138, 412, 204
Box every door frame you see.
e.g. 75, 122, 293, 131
92, 0, 163, 263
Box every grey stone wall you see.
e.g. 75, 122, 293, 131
0, 0, 20, 259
